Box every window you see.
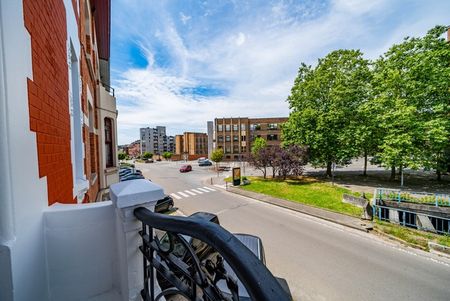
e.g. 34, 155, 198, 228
226, 147, 231, 154
241, 124, 246, 130
267, 134, 278, 141
105, 118, 114, 168
218, 136, 223, 142
217, 124, 223, 131
233, 145, 239, 153
226, 136, 231, 142
241, 146, 247, 152
250, 124, 261, 131
233, 124, 238, 131
241, 135, 246, 141
233, 135, 238, 142
88, 104, 96, 173
70, 41, 84, 183
225, 124, 231, 131
268, 123, 278, 130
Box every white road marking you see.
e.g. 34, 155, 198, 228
203, 186, 216, 191
191, 189, 203, 194
213, 184, 227, 189
178, 191, 189, 198
197, 188, 210, 193
170, 193, 182, 200
185, 190, 197, 196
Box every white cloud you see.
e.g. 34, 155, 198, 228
180, 12, 191, 25
114, 0, 450, 144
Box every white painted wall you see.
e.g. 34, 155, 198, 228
44, 201, 120, 300
0, 1, 50, 300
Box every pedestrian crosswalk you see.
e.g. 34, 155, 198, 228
170, 186, 218, 200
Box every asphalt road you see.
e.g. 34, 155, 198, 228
137, 161, 450, 301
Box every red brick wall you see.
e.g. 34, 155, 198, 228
79, 0, 100, 201
23, 0, 74, 205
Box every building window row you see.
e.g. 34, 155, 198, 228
267, 134, 278, 141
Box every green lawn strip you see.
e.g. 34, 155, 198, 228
374, 219, 450, 250
236, 176, 363, 217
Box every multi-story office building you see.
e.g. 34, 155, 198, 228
207, 117, 288, 161
175, 132, 208, 160
140, 126, 174, 155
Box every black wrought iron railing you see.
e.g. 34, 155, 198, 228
134, 207, 291, 301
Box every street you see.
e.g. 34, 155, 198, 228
137, 161, 450, 301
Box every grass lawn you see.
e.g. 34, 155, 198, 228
374, 219, 450, 250
234, 176, 364, 217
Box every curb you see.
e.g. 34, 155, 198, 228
227, 186, 372, 233
372, 228, 427, 251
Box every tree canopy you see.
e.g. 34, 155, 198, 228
284, 25, 450, 181
283, 49, 371, 177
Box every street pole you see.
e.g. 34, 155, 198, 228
332, 162, 336, 186
400, 166, 404, 187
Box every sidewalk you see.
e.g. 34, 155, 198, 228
227, 186, 373, 232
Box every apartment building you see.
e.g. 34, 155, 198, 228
140, 126, 174, 155
208, 117, 288, 161
122, 140, 141, 158
175, 132, 208, 160
0, 0, 117, 299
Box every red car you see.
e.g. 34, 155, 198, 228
179, 165, 192, 173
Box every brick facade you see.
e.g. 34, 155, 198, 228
23, 0, 74, 205
213, 117, 288, 161
23, 0, 109, 205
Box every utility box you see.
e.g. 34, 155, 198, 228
232, 167, 241, 186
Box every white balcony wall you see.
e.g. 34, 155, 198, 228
44, 201, 120, 301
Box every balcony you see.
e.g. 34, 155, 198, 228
98, 83, 116, 112
38, 179, 290, 301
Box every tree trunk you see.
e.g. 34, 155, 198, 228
363, 151, 367, 176
326, 161, 332, 177
263, 167, 267, 179
390, 165, 396, 181
437, 170, 441, 181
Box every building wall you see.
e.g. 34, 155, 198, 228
214, 117, 287, 161
24, 0, 74, 205
140, 126, 168, 155
174, 132, 208, 160
0, 0, 115, 299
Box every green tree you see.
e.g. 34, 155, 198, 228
210, 149, 224, 173
162, 152, 172, 160
251, 137, 267, 155
284, 49, 371, 177
142, 152, 153, 160
371, 25, 450, 181
118, 152, 126, 160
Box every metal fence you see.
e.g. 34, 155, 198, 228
374, 204, 450, 235
375, 188, 450, 207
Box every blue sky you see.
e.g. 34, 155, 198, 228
111, 0, 450, 144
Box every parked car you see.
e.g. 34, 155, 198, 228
156, 212, 292, 300
156, 158, 162, 162
145, 159, 154, 163
120, 173, 144, 181
119, 168, 133, 177
154, 195, 174, 213
199, 159, 213, 166
179, 165, 192, 172
197, 157, 206, 163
